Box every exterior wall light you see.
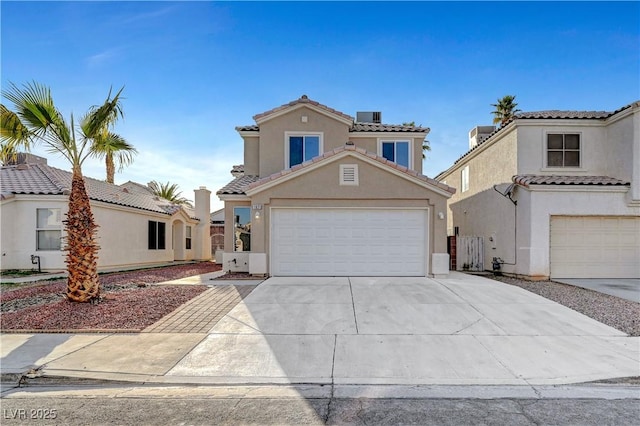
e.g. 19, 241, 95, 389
438, 212, 445, 220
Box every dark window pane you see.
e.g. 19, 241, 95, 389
289, 136, 303, 167
382, 142, 395, 161
548, 151, 563, 167
158, 222, 166, 250
565, 134, 580, 149
148, 221, 156, 249
547, 134, 563, 150
565, 151, 580, 167
304, 136, 319, 161
396, 142, 409, 167
186, 238, 191, 250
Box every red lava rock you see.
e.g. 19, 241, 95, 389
1, 262, 219, 331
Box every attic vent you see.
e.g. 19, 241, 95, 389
340, 164, 359, 186
356, 111, 382, 124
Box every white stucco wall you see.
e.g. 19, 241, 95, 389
516, 117, 633, 181
516, 186, 639, 278
0, 196, 203, 271
1, 197, 68, 271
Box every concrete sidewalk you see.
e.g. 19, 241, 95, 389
1, 273, 638, 387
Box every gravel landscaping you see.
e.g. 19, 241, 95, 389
489, 275, 640, 336
1, 264, 638, 336
1, 262, 220, 332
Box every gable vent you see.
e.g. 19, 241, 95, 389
340, 164, 359, 186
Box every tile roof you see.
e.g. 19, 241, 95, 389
216, 174, 260, 195
451, 100, 640, 167
512, 174, 630, 188
350, 123, 430, 133
236, 123, 429, 133
244, 145, 455, 194
253, 95, 354, 122
1, 163, 197, 217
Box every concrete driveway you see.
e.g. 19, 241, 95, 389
163, 273, 638, 385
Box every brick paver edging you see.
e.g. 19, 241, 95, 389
143, 285, 257, 333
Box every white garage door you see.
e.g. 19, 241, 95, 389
271, 208, 427, 276
550, 216, 640, 279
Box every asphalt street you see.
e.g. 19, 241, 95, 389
1, 384, 639, 425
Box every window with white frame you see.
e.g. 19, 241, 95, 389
381, 140, 410, 168
287, 134, 320, 167
461, 165, 469, 193
36, 208, 62, 251
185, 226, 192, 250
547, 133, 580, 167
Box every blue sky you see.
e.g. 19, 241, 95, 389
2, 1, 638, 210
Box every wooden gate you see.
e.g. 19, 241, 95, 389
456, 236, 484, 271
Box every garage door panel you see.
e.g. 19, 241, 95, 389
272, 208, 427, 276
550, 216, 640, 279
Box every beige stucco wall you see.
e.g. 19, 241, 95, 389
438, 129, 518, 234
516, 119, 632, 181
258, 107, 351, 177
438, 110, 639, 277
243, 136, 260, 176
243, 156, 450, 274
0, 196, 202, 271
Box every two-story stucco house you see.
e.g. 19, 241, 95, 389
436, 101, 640, 280
216, 95, 455, 277
1, 154, 212, 272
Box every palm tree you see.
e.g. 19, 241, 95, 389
91, 131, 137, 184
1, 81, 126, 303
491, 95, 522, 127
148, 180, 193, 207
403, 121, 431, 159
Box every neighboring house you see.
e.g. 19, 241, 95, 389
1, 154, 212, 271
436, 101, 640, 279
216, 95, 455, 277
210, 207, 225, 256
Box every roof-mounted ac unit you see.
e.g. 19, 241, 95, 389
356, 111, 382, 124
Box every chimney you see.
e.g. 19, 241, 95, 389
193, 186, 212, 261
6, 153, 48, 166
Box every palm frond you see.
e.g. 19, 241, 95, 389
90, 132, 137, 170
83, 86, 125, 139
148, 180, 193, 207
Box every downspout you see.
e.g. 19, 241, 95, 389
492, 184, 518, 273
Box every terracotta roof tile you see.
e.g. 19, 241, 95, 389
512, 175, 629, 188
1, 163, 196, 217
350, 123, 430, 132
449, 101, 640, 168
253, 95, 354, 122
216, 175, 260, 195
235, 122, 430, 133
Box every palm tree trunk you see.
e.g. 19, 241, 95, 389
105, 153, 115, 184
65, 168, 101, 302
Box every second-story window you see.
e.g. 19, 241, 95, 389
461, 165, 469, 193
381, 140, 410, 168
547, 134, 580, 167
288, 134, 320, 167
